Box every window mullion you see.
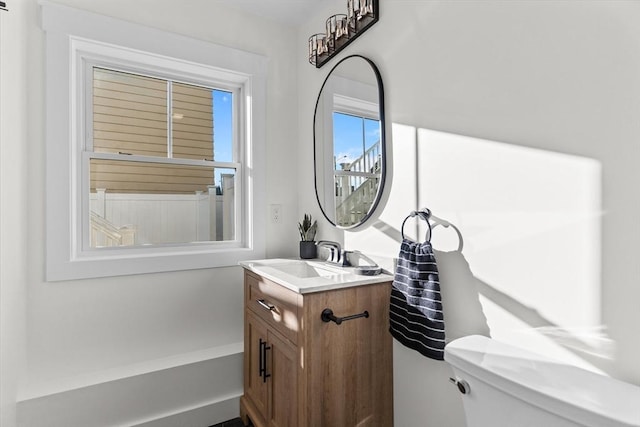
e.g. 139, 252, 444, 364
87, 151, 238, 169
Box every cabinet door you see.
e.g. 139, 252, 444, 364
303, 283, 393, 426
266, 328, 298, 427
245, 311, 269, 422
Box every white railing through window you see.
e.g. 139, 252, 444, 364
334, 141, 381, 226
90, 212, 136, 247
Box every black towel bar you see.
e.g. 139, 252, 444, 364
321, 308, 369, 325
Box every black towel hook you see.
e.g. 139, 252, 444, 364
401, 208, 432, 242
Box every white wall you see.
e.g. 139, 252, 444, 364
4, 1, 640, 426
298, 1, 640, 426
0, 0, 299, 425
1, 1, 29, 425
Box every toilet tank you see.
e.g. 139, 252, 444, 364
444, 335, 640, 427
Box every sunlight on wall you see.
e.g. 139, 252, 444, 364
415, 129, 610, 372
348, 124, 612, 375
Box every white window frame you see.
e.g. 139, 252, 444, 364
81, 58, 244, 251
333, 94, 380, 123
42, 1, 267, 281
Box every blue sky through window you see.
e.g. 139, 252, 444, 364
213, 89, 232, 162
333, 112, 380, 169
213, 89, 233, 188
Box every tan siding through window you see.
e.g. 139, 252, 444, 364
172, 82, 214, 160
93, 68, 168, 157
91, 68, 215, 194
90, 159, 215, 194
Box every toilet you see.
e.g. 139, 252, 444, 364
444, 335, 640, 427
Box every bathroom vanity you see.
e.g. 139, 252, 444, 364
239, 259, 394, 427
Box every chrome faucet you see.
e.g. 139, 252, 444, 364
316, 240, 351, 267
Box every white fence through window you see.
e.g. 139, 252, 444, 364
90, 176, 235, 247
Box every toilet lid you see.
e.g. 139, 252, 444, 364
444, 335, 640, 427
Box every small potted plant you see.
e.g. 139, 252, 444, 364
298, 213, 318, 259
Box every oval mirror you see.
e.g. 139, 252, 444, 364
313, 55, 385, 229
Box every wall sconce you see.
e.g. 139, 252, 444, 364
0, 1, 8, 11
308, 0, 378, 68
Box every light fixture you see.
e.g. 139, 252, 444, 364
308, 0, 378, 68
0, 1, 8, 11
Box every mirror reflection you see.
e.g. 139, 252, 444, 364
314, 55, 385, 228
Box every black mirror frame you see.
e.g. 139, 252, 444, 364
313, 54, 386, 230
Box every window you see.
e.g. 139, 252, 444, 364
43, 3, 267, 280
87, 67, 238, 248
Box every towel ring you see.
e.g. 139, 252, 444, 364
401, 208, 465, 251
401, 209, 432, 242
430, 222, 464, 252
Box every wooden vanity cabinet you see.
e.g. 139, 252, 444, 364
240, 270, 393, 427
244, 310, 297, 427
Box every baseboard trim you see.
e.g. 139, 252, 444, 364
131, 393, 242, 427
17, 344, 243, 427
18, 342, 243, 402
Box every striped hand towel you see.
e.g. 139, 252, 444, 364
389, 238, 445, 360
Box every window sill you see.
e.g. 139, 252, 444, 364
47, 245, 264, 281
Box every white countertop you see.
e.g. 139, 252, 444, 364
239, 258, 394, 294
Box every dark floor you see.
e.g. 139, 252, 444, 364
209, 417, 246, 427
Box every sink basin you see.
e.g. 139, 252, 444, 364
239, 258, 393, 294
267, 261, 345, 278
